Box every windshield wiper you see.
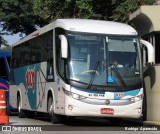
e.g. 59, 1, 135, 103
111, 66, 127, 90
87, 60, 100, 89
87, 50, 100, 89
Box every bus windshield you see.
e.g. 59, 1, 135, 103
0, 51, 11, 81
67, 32, 142, 90
0, 51, 11, 91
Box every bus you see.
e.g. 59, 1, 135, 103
0, 51, 12, 114
9, 19, 154, 123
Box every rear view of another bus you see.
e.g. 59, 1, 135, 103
0, 51, 12, 114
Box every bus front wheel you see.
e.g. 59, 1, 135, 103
47, 96, 60, 124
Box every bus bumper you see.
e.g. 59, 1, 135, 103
64, 95, 142, 118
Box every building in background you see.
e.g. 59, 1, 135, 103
129, 1, 160, 65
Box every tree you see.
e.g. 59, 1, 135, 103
33, 0, 93, 22
110, 0, 156, 23
0, 0, 93, 36
92, 0, 114, 20
0, 0, 47, 35
0, 0, 157, 37
144, 0, 156, 5
0, 35, 10, 49
110, 0, 142, 23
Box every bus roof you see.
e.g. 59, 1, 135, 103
56, 19, 137, 35
0, 51, 12, 58
13, 19, 138, 47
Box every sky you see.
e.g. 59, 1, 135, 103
3, 33, 22, 46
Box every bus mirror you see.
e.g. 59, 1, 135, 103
59, 35, 68, 58
140, 39, 155, 64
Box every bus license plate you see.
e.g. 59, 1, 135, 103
100, 108, 114, 114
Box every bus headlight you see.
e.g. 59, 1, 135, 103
129, 94, 143, 102
63, 88, 87, 100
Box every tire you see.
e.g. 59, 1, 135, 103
141, 96, 147, 121
35, 112, 44, 117
47, 96, 60, 124
25, 111, 35, 118
109, 118, 122, 126
142, 82, 147, 121
65, 116, 76, 124
17, 95, 26, 118
6, 99, 11, 116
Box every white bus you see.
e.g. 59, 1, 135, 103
9, 19, 154, 123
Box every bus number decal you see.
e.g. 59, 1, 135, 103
115, 93, 124, 98
26, 69, 35, 90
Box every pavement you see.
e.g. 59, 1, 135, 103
123, 118, 160, 127
143, 121, 160, 127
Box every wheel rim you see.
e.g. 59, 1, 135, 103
48, 97, 53, 115
49, 105, 53, 115
18, 97, 21, 114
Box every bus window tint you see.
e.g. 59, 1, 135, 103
0, 58, 8, 80
12, 30, 53, 68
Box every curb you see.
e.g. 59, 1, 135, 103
143, 121, 160, 127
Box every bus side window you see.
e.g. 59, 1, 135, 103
0, 58, 8, 80
47, 31, 54, 81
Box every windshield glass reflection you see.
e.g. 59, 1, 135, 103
67, 32, 141, 88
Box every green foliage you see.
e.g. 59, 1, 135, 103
74, 0, 93, 18
33, 0, 65, 21
0, 45, 12, 51
0, 0, 157, 36
110, 0, 143, 23
0, 0, 93, 36
0, 36, 11, 51
33, 0, 93, 22
144, 0, 156, 5
0, 36, 9, 48
92, 0, 114, 20
0, 0, 47, 35
110, 0, 156, 23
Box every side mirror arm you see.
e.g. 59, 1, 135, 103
140, 39, 155, 64
59, 35, 68, 58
